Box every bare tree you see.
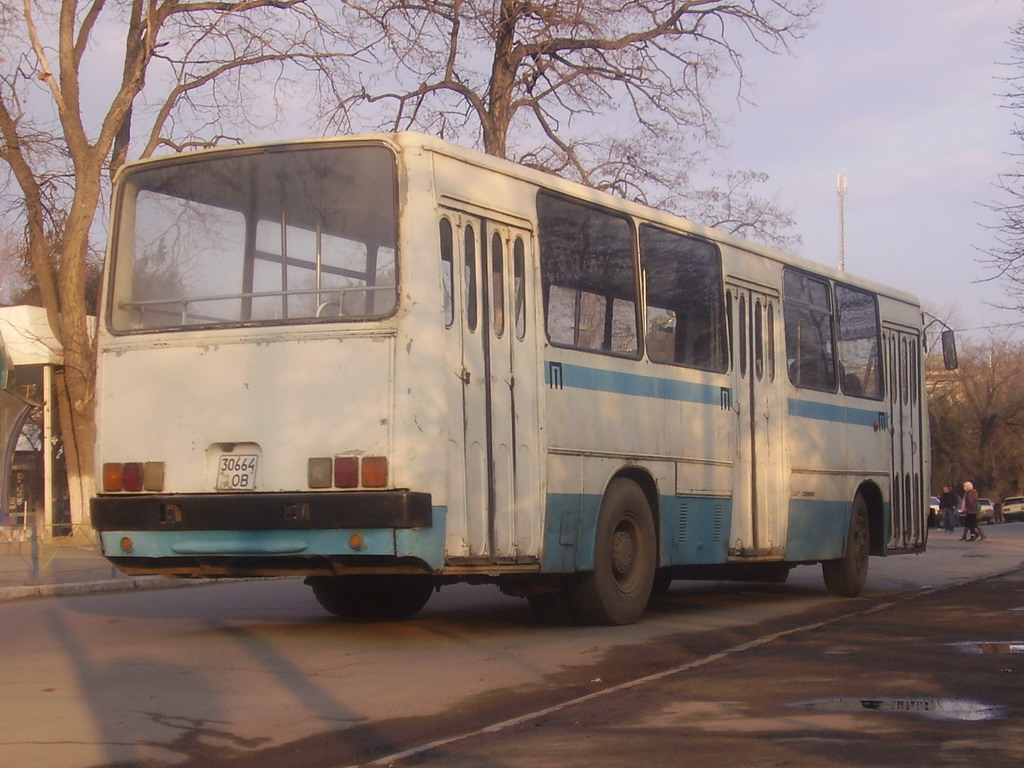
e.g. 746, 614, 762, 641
983, 16, 1024, 313
0, 1, 362, 521
0, 224, 32, 304
328, 0, 818, 247
928, 336, 1024, 500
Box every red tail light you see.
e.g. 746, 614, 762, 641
334, 457, 359, 488
102, 461, 165, 492
103, 463, 123, 492
123, 462, 144, 492
362, 457, 388, 488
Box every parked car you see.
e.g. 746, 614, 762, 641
978, 498, 995, 524
928, 496, 941, 528
1002, 496, 1024, 522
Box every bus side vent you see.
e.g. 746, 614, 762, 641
713, 503, 724, 541
677, 502, 689, 544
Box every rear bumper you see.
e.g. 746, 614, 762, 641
90, 491, 444, 575
90, 490, 432, 531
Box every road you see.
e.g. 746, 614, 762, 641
1, 524, 1022, 768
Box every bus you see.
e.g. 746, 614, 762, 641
91, 132, 939, 625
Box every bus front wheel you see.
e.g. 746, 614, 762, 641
305, 575, 435, 620
822, 495, 870, 597
567, 478, 657, 625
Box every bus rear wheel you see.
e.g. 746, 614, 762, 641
305, 575, 435, 620
566, 478, 657, 625
822, 495, 870, 597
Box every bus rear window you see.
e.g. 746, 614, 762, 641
110, 145, 398, 331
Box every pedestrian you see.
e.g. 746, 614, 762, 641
960, 481, 986, 542
938, 485, 958, 533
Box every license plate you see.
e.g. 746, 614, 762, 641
217, 454, 258, 490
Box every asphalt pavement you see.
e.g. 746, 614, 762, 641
2, 522, 1022, 768
391, 564, 1024, 768
355, 523, 1024, 768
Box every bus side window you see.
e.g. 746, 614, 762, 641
739, 294, 748, 379
638, 224, 727, 372
465, 223, 478, 333
754, 299, 764, 381
835, 283, 882, 399
537, 192, 639, 357
491, 230, 505, 337
513, 236, 526, 340
440, 218, 455, 328
783, 270, 837, 392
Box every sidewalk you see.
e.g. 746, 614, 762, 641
860, 518, 1024, 590
0, 530, 191, 601
2, 520, 1023, 603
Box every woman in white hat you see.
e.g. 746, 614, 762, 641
960, 481, 985, 542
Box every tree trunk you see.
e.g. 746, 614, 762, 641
54, 366, 95, 528
482, 0, 520, 158
48, 154, 103, 526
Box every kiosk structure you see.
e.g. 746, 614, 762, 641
0, 305, 66, 539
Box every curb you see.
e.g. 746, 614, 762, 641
0, 575, 219, 603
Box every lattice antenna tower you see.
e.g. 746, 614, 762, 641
837, 173, 848, 271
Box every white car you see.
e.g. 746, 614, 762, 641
1002, 496, 1024, 522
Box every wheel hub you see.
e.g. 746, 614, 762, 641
611, 528, 635, 578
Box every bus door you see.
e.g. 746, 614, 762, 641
727, 283, 786, 557
884, 328, 925, 550
441, 209, 541, 563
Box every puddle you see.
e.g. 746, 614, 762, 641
951, 641, 1024, 655
792, 697, 1003, 721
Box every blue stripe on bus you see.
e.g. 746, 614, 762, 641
787, 397, 884, 428
785, 498, 850, 561
542, 492, 602, 572
542, 492, 734, 572
545, 361, 725, 405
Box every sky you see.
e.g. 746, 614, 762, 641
11, 0, 1018, 343
703, 0, 1022, 340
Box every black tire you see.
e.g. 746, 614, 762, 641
305, 575, 435, 620
566, 478, 657, 625
822, 495, 870, 597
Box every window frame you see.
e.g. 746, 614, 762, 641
108, 142, 400, 334
537, 190, 642, 359
834, 281, 885, 400
638, 223, 729, 374
782, 268, 838, 393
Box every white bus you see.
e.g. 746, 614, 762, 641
91, 132, 937, 624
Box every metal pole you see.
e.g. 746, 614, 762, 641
837, 173, 848, 271
43, 364, 54, 533
30, 502, 39, 581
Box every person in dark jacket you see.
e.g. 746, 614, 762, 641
938, 486, 958, 533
